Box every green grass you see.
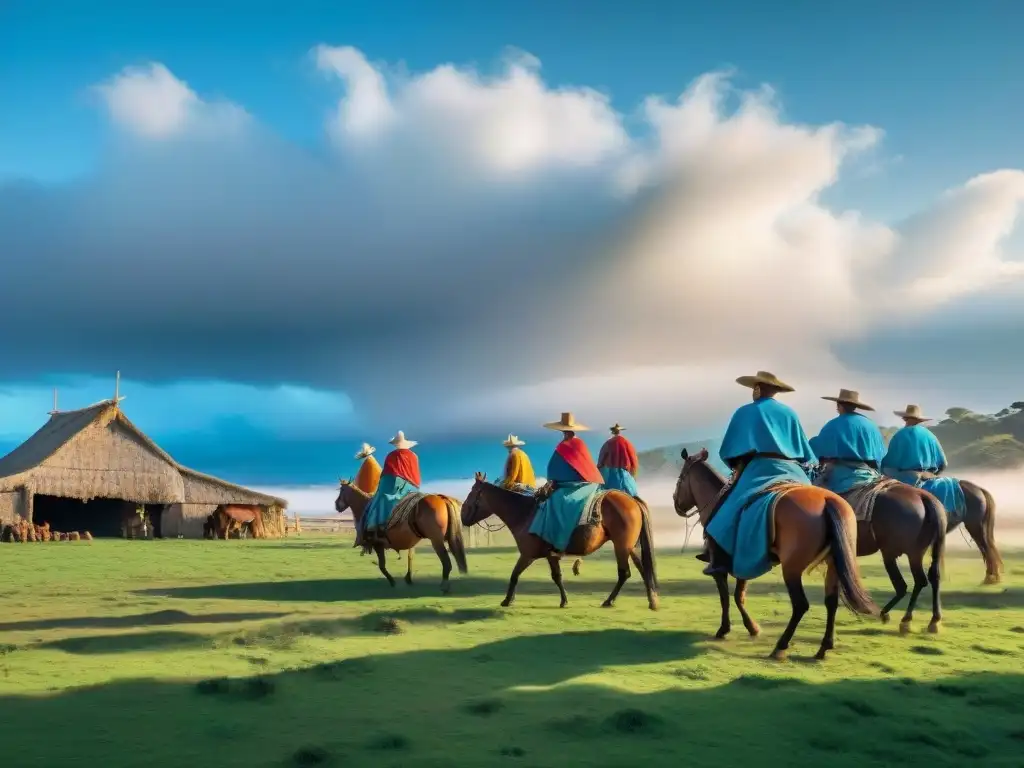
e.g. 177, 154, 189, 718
0, 538, 1023, 767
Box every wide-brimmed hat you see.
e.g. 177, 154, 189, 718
609, 423, 626, 432
389, 431, 418, 449
354, 442, 376, 459
894, 404, 932, 422
821, 388, 874, 411
502, 434, 525, 448
735, 370, 795, 393
543, 412, 590, 432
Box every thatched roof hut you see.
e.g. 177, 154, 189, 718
0, 399, 286, 538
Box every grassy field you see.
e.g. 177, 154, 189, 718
0, 538, 1022, 767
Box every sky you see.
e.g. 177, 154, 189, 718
2, 1, 1024, 487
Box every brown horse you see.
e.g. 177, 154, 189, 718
460, 472, 658, 610
949, 480, 1002, 584
673, 448, 877, 660
830, 477, 946, 633
335, 480, 468, 593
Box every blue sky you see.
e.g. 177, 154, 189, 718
2, 1, 1023, 486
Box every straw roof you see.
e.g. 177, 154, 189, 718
0, 400, 285, 508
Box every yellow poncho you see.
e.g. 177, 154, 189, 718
500, 447, 536, 489
354, 455, 382, 495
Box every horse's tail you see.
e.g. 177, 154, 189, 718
443, 497, 468, 574
634, 496, 659, 592
918, 491, 947, 581
978, 483, 1003, 582
823, 496, 878, 616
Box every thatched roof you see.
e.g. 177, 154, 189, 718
0, 400, 286, 508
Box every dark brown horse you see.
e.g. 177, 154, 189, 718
948, 480, 1002, 584
460, 472, 658, 610
833, 478, 946, 633
335, 480, 468, 593
673, 448, 877, 660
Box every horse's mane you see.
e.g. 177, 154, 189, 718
682, 451, 727, 485
340, 481, 372, 500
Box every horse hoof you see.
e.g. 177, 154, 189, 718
648, 598, 659, 612
500, 599, 512, 608
714, 629, 730, 641
769, 649, 787, 662
983, 574, 1001, 586
880, 612, 890, 624
601, 600, 614, 608
813, 649, 828, 661
748, 625, 761, 638
927, 621, 941, 634
559, 602, 568, 609
899, 621, 912, 636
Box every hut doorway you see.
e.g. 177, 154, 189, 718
146, 504, 166, 539
32, 495, 136, 538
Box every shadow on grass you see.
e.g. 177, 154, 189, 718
0, 625, 1021, 767
0, 628, 699, 767
0, 609, 290, 633
32, 607, 507, 656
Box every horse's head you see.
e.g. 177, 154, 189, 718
461, 471, 489, 527
335, 478, 352, 513
673, 447, 710, 517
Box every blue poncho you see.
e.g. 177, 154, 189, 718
882, 425, 966, 523
812, 412, 886, 494
363, 474, 418, 531
601, 466, 639, 496
529, 450, 601, 551
707, 397, 814, 579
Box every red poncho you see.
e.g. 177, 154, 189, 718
554, 437, 604, 484
382, 448, 422, 487
598, 435, 639, 474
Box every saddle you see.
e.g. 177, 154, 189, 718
843, 477, 901, 523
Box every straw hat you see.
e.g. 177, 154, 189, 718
893, 404, 932, 422
389, 431, 418, 449
821, 388, 874, 411
609, 423, 626, 433
543, 412, 590, 432
354, 442, 376, 459
735, 370, 795, 393
502, 434, 526, 448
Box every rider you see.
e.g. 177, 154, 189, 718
529, 412, 605, 554
351, 442, 382, 549
499, 434, 536, 490
360, 431, 422, 547
811, 389, 886, 494
882, 404, 966, 518
598, 422, 640, 496
700, 371, 816, 576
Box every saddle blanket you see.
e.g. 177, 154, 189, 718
528, 482, 608, 551
842, 478, 902, 523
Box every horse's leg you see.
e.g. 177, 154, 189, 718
404, 547, 414, 585
927, 546, 943, 634
502, 552, 536, 608
814, 562, 840, 660
374, 542, 396, 587
547, 556, 568, 608
601, 539, 631, 608
964, 514, 999, 585
426, 533, 453, 595
572, 559, 582, 576
899, 553, 929, 635
734, 579, 760, 637
770, 567, 809, 661
713, 573, 731, 639
879, 555, 908, 623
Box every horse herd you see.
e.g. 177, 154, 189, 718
335, 450, 1002, 661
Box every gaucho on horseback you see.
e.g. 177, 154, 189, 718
598, 422, 640, 496
358, 431, 422, 548
811, 389, 886, 495
498, 434, 536, 490
529, 413, 605, 555
698, 371, 817, 578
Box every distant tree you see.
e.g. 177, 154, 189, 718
1011, 401, 1024, 411
945, 407, 973, 422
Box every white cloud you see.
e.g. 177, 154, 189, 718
94, 62, 248, 139
4, 47, 1024, 443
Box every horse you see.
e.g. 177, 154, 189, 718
205, 505, 257, 539
460, 472, 658, 610
673, 448, 877, 660
826, 474, 946, 633
335, 480, 468, 593
948, 480, 1002, 584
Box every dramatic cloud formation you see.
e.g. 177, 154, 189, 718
2, 46, 1023, 444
